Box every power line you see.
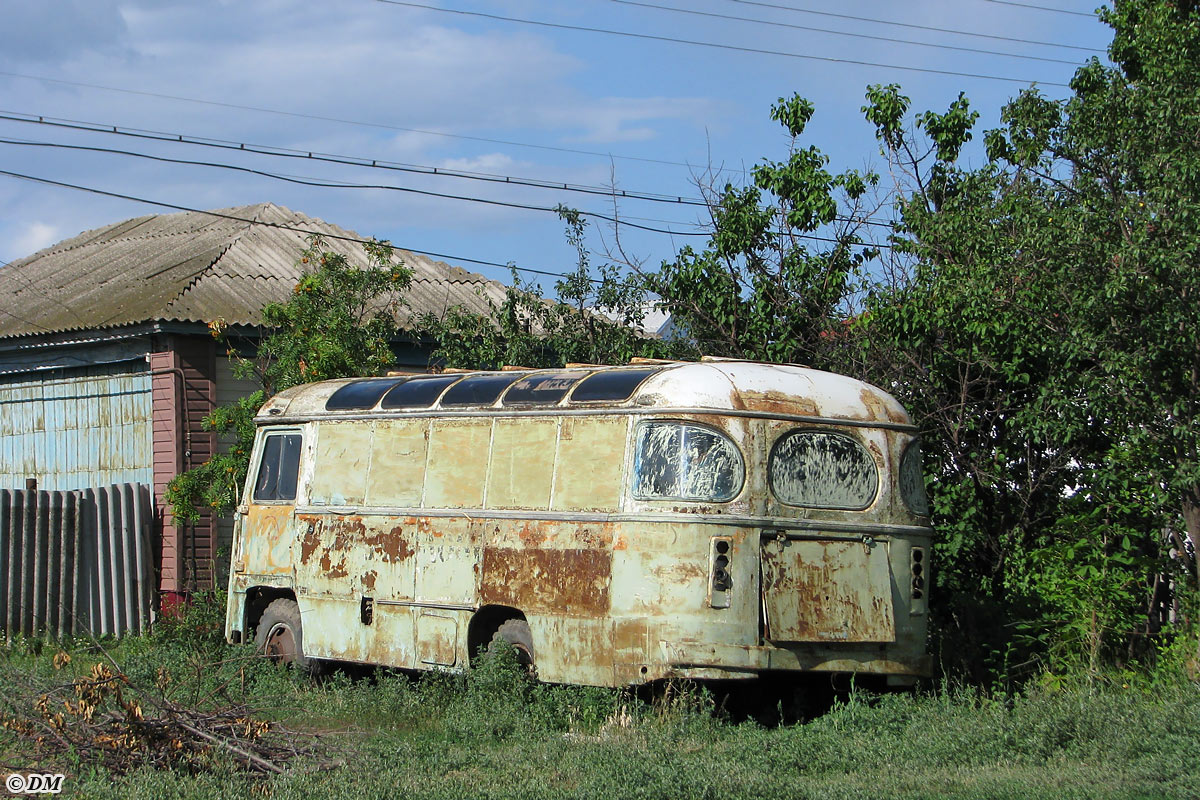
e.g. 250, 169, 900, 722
723, 0, 1104, 53
0, 136, 718, 237
376, 0, 1069, 87
0, 170, 891, 289
982, 0, 1098, 18
0, 167, 599, 282
0, 110, 897, 230
605, 0, 1083, 65
0, 70, 714, 171
0, 137, 888, 248
0, 110, 708, 207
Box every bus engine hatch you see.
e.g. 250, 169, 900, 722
760, 536, 896, 643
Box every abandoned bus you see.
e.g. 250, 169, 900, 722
225, 359, 933, 686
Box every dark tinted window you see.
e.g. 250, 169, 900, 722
326, 378, 405, 410
380, 375, 462, 409
570, 368, 660, 403
502, 371, 588, 406
441, 373, 520, 406
253, 433, 302, 502
769, 431, 878, 510
633, 421, 744, 502
899, 441, 930, 516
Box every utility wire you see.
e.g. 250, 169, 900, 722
0, 110, 897, 229
605, 0, 1082, 65
0, 137, 887, 247
983, 0, 1098, 18
0, 70, 715, 171
375, 0, 1070, 87
0, 136, 717, 237
723, 0, 1104, 53
0, 170, 891, 290
0, 110, 706, 206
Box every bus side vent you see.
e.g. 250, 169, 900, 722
709, 537, 732, 609
910, 548, 927, 615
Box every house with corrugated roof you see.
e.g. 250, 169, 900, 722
0, 202, 509, 599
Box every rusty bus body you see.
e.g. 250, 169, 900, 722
225, 360, 933, 686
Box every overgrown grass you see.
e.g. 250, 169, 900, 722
2, 627, 1197, 800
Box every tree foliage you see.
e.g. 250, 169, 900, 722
421, 208, 685, 370
857, 0, 1200, 679
165, 238, 410, 527
649, 95, 880, 367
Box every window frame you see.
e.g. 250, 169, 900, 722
630, 419, 746, 503
250, 428, 304, 505
768, 428, 880, 511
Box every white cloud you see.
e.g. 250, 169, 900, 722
11, 222, 60, 259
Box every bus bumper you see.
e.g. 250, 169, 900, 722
658, 640, 933, 680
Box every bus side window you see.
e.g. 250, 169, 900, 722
633, 421, 744, 502
253, 433, 303, 503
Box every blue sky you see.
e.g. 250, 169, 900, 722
0, 0, 1112, 291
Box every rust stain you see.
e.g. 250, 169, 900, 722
480, 547, 612, 616
319, 549, 349, 579
298, 520, 321, 565
860, 388, 907, 423
517, 520, 549, 548
362, 570, 378, 592
742, 390, 819, 417
361, 524, 414, 563
868, 440, 884, 466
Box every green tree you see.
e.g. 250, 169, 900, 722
166, 237, 410, 527
860, 0, 1200, 679
649, 95, 880, 368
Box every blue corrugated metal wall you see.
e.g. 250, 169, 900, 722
0, 361, 153, 490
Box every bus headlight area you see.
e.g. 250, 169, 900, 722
225, 359, 934, 689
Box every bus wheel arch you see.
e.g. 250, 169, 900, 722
244, 586, 296, 638
468, 605, 534, 667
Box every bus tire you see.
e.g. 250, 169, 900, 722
255, 598, 314, 674
490, 619, 535, 670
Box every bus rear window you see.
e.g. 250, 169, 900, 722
633, 421, 744, 502
253, 432, 302, 502
769, 430, 878, 510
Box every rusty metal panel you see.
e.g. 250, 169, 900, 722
423, 418, 490, 508
760, 537, 895, 643
486, 418, 557, 510
309, 422, 372, 506
481, 546, 611, 616
365, 419, 429, 507
551, 416, 626, 512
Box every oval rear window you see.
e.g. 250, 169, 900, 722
769, 430, 879, 510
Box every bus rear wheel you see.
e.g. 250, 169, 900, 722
255, 598, 314, 673
489, 619, 535, 671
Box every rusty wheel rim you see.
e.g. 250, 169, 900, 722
264, 623, 296, 663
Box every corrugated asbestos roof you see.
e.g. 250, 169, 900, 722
0, 202, 511, 339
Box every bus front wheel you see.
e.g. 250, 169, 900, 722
255, 598, 314, 673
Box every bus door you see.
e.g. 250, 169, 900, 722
236, 429, 304, 579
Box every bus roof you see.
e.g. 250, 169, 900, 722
256, 360, 913, 427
